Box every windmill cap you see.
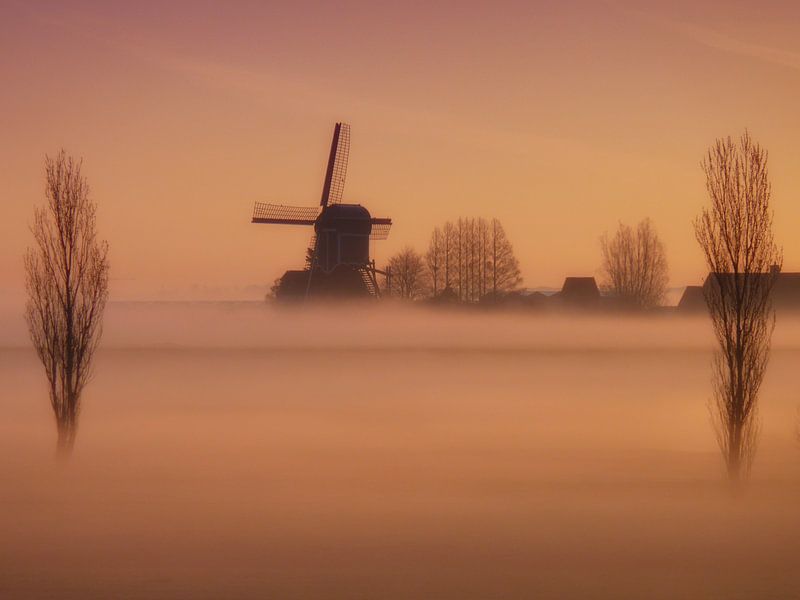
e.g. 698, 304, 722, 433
315, 203, 373, 234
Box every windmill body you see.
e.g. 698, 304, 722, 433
251, 123, 392, 300
315, 203, 371, 272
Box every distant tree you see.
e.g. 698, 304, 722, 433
425, 217, 521, 303
266, 276, 282, 302
442, 221, 456, 291
425, 227, 444, 296
695, 132, 781, 482
474, 218, 488, 300
456, 218, 465, 300
600, 218, 668, 309
387, 246, 427, 300
465, 218, 475, 301
488, 218, 522, 300
304, 239, 315, 269
24, 151, 110, 454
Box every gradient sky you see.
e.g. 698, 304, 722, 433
2, 0, 799, 299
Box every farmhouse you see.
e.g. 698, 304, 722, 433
677, 266, 800, 312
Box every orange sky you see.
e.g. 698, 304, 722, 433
2, 0, 799, 299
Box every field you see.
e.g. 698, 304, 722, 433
1, 303, 799, 599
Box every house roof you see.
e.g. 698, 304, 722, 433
560, 277, 600, 300
677, 285, 705, 310
688, 271, 800, 309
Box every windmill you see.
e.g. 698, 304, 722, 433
252, 123, 392, 300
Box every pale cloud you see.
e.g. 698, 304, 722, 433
672, 20, 800, 72
616, 4, 800, 73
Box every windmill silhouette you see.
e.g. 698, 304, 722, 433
252, 123, 392, 300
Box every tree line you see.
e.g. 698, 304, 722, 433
385, 217, 522, 302
385, 212, 672, 310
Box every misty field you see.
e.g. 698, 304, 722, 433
1, 303, 799, 599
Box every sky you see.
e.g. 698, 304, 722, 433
2, 0, 799, 299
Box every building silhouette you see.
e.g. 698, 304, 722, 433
677, 266, 800, 313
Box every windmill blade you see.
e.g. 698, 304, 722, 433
370, 218, 392, 240
252, 202, 319, 225
319, 122, 350, 207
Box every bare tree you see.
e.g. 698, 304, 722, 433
456, 218, 465, 301
464, 218, 475, 301
387, 246, 427, 300
477, 218, 490, 300
24, 151, 109, 454
442, 221, 455, 291
266, 276, 282, 302
694, 132, 781, 482
425, 227, 443, 296
600, 218, 668, 309
425, 217, 521, 303
489, 218, 522, 300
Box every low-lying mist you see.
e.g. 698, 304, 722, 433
3, 299, 800, 351
2, 300, 799, 599
0, 299, 745, 350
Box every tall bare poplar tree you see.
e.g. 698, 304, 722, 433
694, 132, 781, 482
25, 151, 110, 454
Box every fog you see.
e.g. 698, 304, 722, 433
1, 303, 799, 599
7, 299, 800, 351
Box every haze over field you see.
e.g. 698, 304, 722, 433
2, 304, 800, 599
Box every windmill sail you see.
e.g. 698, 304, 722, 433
319, 122, 350, 207
252, 203, 319, 225
369, 218, 392, 240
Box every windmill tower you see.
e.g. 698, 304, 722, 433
251, 123, 392, 300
